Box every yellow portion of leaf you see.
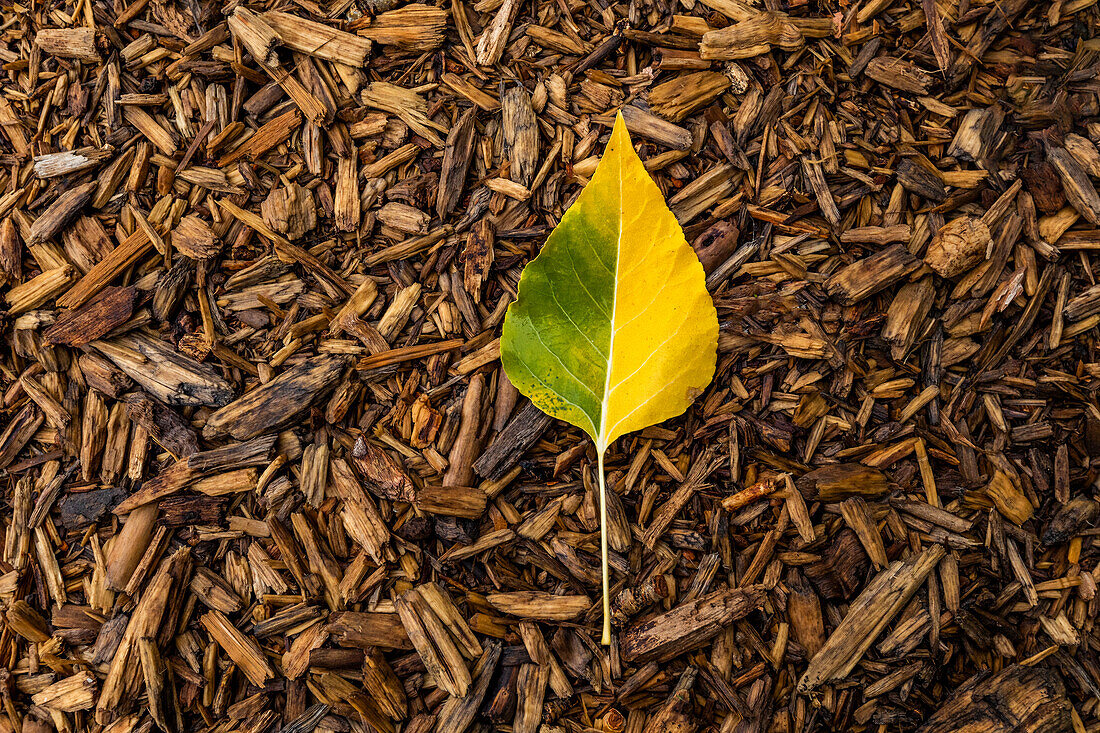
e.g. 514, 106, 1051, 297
599, 119, 717, 449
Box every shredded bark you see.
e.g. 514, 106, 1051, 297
2, 0, 1100, 731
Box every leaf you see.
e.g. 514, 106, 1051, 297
500, 110, 718, 643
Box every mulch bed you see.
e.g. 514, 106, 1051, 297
2, 0, 1100, 731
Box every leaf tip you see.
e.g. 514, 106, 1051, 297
612, 107, 629, 140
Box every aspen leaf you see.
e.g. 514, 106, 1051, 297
500, 110, 718, 643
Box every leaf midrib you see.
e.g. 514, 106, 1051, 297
596, 139, 622, 455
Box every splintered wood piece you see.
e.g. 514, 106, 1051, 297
437, 108, 477, 218
360, 83, 444, 146
327, 612, 412, 650
513, 662, 548, 733
882, 277, 934, 359
114, 435, 274, 514
917, 665, 1072, 733
355, 5, 447, 50
463, 218, 495, 302
0, 96, 27, 155
104, 503, 158, 589
839, 497, 888, 570
299, 438, 328, 507
444, 373, 484, 488
201, 610, 276, 686
621, 585, 765, 662
331, 457, 390, 562
261, 11, 373, 65
97, 548, 191, 720
227, 7, 279, 66
786, 570, 825, 658
5, 266, 77, 314
5, 600, 50, 642
57, 228, 152, 309
218, 109, 302, 167
350, 436, 415, 502
329, 278, 378, 337
864, 57, 933, 94
416, 484, 488, 518
228, 9, 327, 123
60, 217, 110, 274
19, 374, 69, 430
203, 355, 348, 439
0, 217, 19, 283
473, 401, 553, 480
34, 148, 113, 178
334, 156, 360, 232
475, 0, 520, 65
282, 620, 325, 679
262, 183, 317, 240
925, 217, 992, 277
44, 286, 137, 346
92, 332, 234, 407
28, 182, 97, 245
642, 451, 721, 548
138, 638, 168, 729
31, 672, 98, 712
486, 591, 590, 620
416, 583, 482, 659
1042, 497, 1099, 546
1047, 144, 1100, 225
802, 158, 839, 227
619, 105, 694, 151
796, 463, 889, 502
172, 215, 219, 259
798, 544, 945, 692
699, 13, 802, 60
501, 86, 538, 186
395, 586, 472, 697
363, 649, 407, 720
317, 674, 395, 733
649, 72, 730, 122
517, 620, 572, 697
985, 470, 1034, 525
191, 566, 245, 613
840, 225, 911, 244
34, 27, 99, 62
122, 107, 178, 154
356, 339, 465, 370
642, 665, 697, 733
436, 641, 502, 732
825, 244, 921, 304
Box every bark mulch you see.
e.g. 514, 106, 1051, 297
2, 0, 1100, 731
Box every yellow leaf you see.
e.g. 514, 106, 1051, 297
500, 110, 718, 642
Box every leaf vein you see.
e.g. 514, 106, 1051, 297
547, 282, 609, 360
608, 313, 691, 396
563, 245, 612, 319
581, 232, 614, 275
614, 277, 673, 334
528, 326, 601, 401
507, 351, 597, 435
605, 336, 699, 438
605, 384, 662, 438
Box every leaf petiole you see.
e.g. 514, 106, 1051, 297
598, 449, 611, 645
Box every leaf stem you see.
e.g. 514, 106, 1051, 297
598, 449, 611, 645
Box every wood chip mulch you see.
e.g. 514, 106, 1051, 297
2, 0, 1100, 731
